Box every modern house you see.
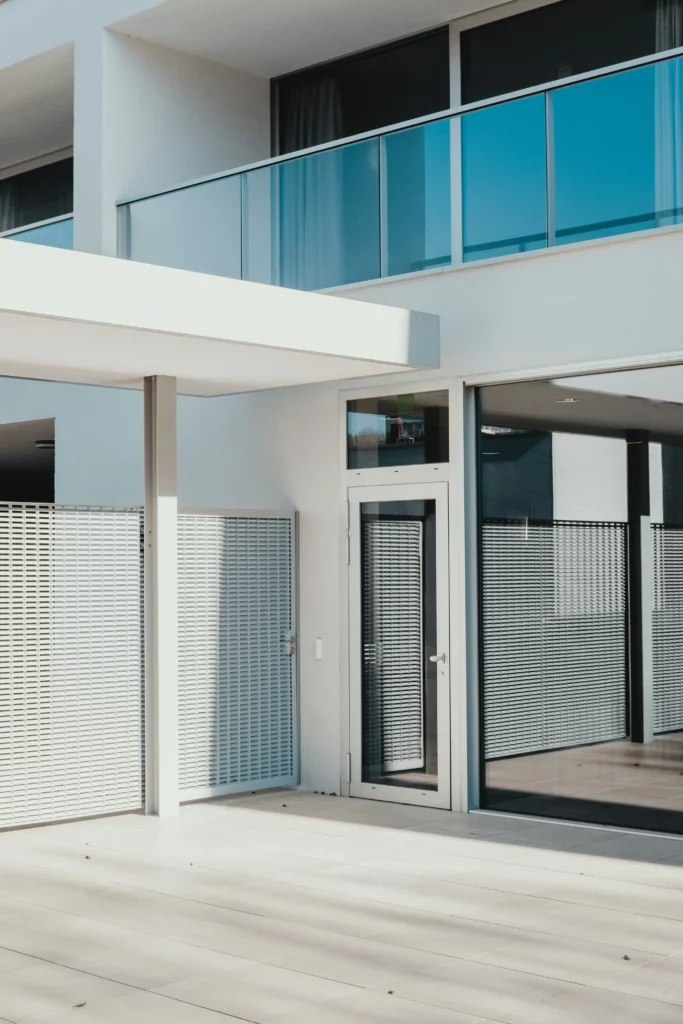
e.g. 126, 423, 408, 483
0, 0, 682, 837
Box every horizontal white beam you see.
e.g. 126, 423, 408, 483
0, 240, 439, 394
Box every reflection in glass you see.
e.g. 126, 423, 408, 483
462, 94, 547, 261
552, 60, 683, 245
361, 499, 437, 790
347, 391, 449, 469
8, 218, 73, 250
384, 120, 451, 276
127, 177, 242, 278
478, 371, 683, 836
276, 139, 380, 291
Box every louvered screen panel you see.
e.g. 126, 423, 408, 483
362, 520, 424, 774
178, 514, 295, 797
482, 520, 627, 760
653, 524, 683, 733
0, 504, 144, 828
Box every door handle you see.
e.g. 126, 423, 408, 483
429, 653, 447, 664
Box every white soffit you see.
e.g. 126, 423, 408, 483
0, 241, 439, 395
113, 0, 514, 78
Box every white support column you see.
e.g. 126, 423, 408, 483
449, 23, 463, 268
144, 375, 179, 816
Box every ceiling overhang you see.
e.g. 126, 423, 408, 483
0, 240, 439, 396
112, 0, 516, 79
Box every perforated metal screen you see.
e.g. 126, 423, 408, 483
482, 520, 628, 760
178, 514, 296, 798
0, 504, 144, 828
362, 520, 424, 774
652, 524, 683, 734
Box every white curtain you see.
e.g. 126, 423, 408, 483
279, 78, 344, 290
655, 0, 683, 226
0, 179, 18, 232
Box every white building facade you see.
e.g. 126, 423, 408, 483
1, 0, 683, 834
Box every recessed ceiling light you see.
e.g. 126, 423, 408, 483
555, 397, 581, 404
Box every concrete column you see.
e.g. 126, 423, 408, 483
144, 375, 179, 816
73, 28, 119, 256
627, 430, 654, 744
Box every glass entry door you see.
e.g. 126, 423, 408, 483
348, 482, 451, 808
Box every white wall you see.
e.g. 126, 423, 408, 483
0, 377, 143, 506
0, 0, 165, 71
333, 229, 683, 381
0, 379, 294, 514
206, 384, 343, 794
552, 434, 627, 523
74, 31, 270, 255
650, 443, 664, 524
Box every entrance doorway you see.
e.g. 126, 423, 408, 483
348, 482, 451, 808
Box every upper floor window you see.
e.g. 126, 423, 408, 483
273, 29, 450, 155
461, 0, 683, 105
0, 157, 73, 233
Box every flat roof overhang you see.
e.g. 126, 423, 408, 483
0, 240, 439, 395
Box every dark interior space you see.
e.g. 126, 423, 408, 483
461, 0, 668, 104
0, 418, 55, 503
274, 29, 450, 154
480, 428, 553, 520
0, 158, 73, 233
663, 443, 683, 524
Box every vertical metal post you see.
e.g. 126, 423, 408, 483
449, 25, 464, 268
545, 91, 556, 249
378, 136, 389, 278
627, 430, 654, 744
144, 375, 179, 816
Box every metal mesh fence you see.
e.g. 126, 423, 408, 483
481, 519, 628, 760
652, 524, 683, 734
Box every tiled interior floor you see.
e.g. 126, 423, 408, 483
487, 732, 683, 810
0, 791, 682, 1022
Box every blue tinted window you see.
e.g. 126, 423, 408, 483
277, 139, 380, 290
9, 218, 73, 249
462, 94, 547, 261
384, 120, 451, 276
552, 63, 668, 244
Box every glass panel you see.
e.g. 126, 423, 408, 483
272, 138, 380, 291
126, 176, 242, 278
347, 391, 449, 470
478, 367, 683, 836
242, 166, 276, 285
552, 61, 683, 245
8, 218, 73, 249
361, 499, 438, 791
462, 94, 547, 262
384, 120, 451, 276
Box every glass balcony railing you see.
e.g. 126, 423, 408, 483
2, 216, 74, 250
119, 52, 683, 289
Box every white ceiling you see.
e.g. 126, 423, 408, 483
113, 0, 510, 78
481, 373, 683, 444
0, 44, 73, 171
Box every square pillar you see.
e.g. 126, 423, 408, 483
627, 431, 654, 744
144, 375, 179, 816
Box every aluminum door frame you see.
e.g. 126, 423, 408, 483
348, 481, 451, 809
